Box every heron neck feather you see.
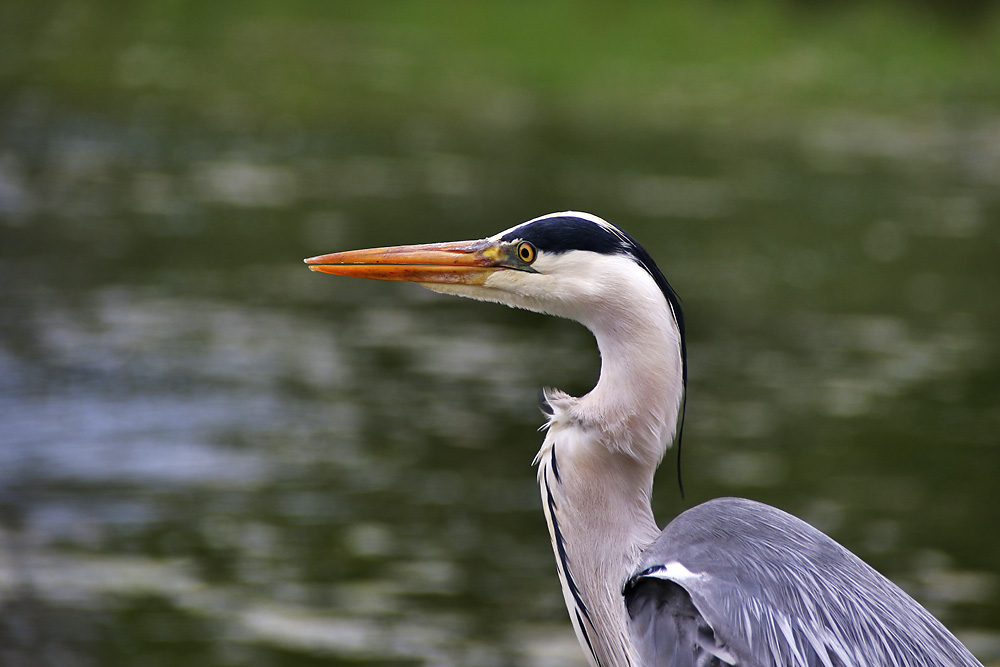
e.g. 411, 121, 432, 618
575, 277, 684, 467
533, 277, 683, 667
537, 403, 661, 667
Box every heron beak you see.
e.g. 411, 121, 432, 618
304, 239, 508, 285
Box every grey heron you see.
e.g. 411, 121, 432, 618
305, 211, 983, 667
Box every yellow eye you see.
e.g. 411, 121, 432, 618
516, 241, 536, 264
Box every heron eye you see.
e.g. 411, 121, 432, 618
516, 241, 536, 264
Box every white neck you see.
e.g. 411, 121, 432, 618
535, 284, 684, 667
580, 305, 684, 465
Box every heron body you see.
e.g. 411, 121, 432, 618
306, 212, 982, 666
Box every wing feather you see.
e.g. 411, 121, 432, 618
624, 498, 983, 667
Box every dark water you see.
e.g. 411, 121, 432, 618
2, 11, 1000, 666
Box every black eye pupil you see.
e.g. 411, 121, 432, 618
520, 244, 532, 260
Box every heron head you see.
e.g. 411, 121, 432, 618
305, 211, 683, 336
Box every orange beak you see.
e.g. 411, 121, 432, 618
304, 239, 509, 285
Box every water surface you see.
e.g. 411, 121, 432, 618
1, 7, 999, 666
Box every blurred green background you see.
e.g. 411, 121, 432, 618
1, 1, 999, 665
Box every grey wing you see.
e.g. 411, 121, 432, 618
626, 575, 737, 666
624, 498, 984, 667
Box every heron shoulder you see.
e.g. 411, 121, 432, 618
624, 498, 984, 667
